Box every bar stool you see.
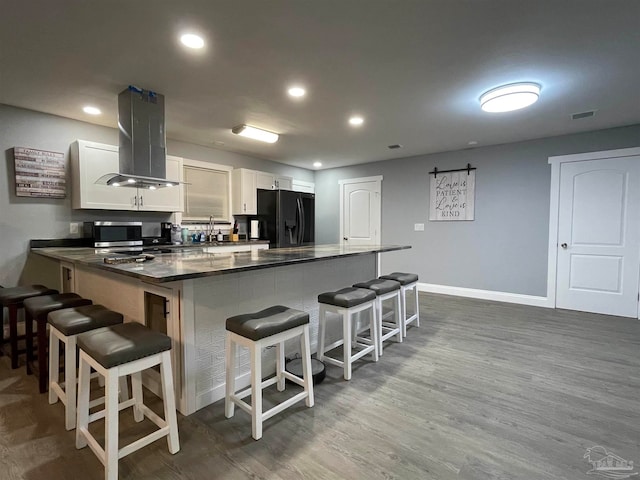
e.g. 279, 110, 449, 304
380, 272, 420, 336
23, 293, 92, 393
48, 305, 125, 430
353, 279, 402, 355
225, 305, 314, 440
317, 287, 378, 380
76, 322, 180, 480
0, 285, 58, 368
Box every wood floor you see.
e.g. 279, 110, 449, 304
1, 293, 639, 479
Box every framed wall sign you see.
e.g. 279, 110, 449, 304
429, 164, 476, 221
14, 147, 66, 198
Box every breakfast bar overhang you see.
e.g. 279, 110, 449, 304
33, 244, 410, 415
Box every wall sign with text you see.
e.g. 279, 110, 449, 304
429, 169, 475, 221
14, 147, 66, 198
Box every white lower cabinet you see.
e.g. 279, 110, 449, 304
71, 140, 183, 212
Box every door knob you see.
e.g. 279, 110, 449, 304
561, 243, 568, 249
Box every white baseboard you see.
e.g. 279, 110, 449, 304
196, 371, 252, 412
418, 282, 552, 308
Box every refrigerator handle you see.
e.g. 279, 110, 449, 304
296, 197, 303, 244
300, 197, 305, 244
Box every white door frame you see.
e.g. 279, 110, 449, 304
547, 146, 640, 318
339, 175, 383, 244
339, 175, 383, 276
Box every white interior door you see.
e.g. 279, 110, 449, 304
340, 177, 381, 246
556, 156, 640, 317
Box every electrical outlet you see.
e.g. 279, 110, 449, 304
69, 222, 79, 234
414, 223, 425, 231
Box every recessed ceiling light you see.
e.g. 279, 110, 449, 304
165, 183, 174, 187
480, 82, 540, 113
231, 124, 279, 143
288, 86, 306, 98
313, 161, 322, 168
468, 140, 478, 146
127, 178, 136, 184
112, 182, 120, 187
349, 116, 364, 126
148, 186, 157, 190
82, 106, 101, 115
180, 33, 205, 49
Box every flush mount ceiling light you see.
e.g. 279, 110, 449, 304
480, 82, 540, 113
231, 124, 279, 143
349, 116, 364, 126
288, 86, 306, 98
180, 33, 205, 49
82, 106, 101, 115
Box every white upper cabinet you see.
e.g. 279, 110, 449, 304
232, 168, 258, 215
71, 140, 131, 210
232, 168, 293, 215
139, 156, 184, 212
71, 140, 183, 212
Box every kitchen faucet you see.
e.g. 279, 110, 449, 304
208, 216, 215, 243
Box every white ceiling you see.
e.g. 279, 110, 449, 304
1, 1, 639, 170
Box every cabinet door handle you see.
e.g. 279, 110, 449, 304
134, 196, 138, 206
163, 299, 170, 318
243, 203, 246, 212
139, 195, 143, 207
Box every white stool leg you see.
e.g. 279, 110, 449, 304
64, 335, 77, 430
48, 329, 60, 404
276, 341, 285, 392
300, 325, 314, 407
225, 333, 235, 418
131, 371, 144, 422
377, 297, 384, 356
250, 342, 263, 440
160, 351, 180, 454
75, 352, 90, 449
104, 370, 120, 480
401, 287, 408, 337
317, 304, 326, 361
395, 292, 403, 343
369, 303, 379, 362
343, 309, 352, 380
414, 284, 420, 327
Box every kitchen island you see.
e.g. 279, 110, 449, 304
33, 243, 410, 414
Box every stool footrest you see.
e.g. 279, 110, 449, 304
263, 391, 308, 421
119, 426, 170, 460
88, 397, 136, 423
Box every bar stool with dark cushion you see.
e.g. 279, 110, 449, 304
317, 287, 378, 380
23, 293, 92, 393
48, 304, 124, 430
76, 322, 179, 480
225, 305, 314, 440
0, 285, 59, 369
380, 272, 420, 336
353, 278, 402, 355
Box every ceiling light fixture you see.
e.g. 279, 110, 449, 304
349, 116, 364, 126
231, 124, 279, 143
288, 86, 306, 98
180, 33, 205, 49
82, 106, 101, 115
313, 161, 322, 168
480, 82, 540, 113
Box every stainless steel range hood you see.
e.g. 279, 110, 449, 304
97, 86, 181, 188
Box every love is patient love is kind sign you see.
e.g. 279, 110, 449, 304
429, 170, 475, 221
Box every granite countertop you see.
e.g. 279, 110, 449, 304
32, 244, 411, 284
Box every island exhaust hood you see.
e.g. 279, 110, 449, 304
97, 86, 181, 189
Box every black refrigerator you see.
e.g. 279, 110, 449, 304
257, 189, 315, 247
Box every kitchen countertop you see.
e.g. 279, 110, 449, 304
32, 244, 411, 283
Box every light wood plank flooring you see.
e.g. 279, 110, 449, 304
1, 293, 639, 479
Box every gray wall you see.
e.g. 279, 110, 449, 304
315, 124, 640, 297
0, 104, 313, 287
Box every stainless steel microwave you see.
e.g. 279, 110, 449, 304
83, 221, 143, 248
